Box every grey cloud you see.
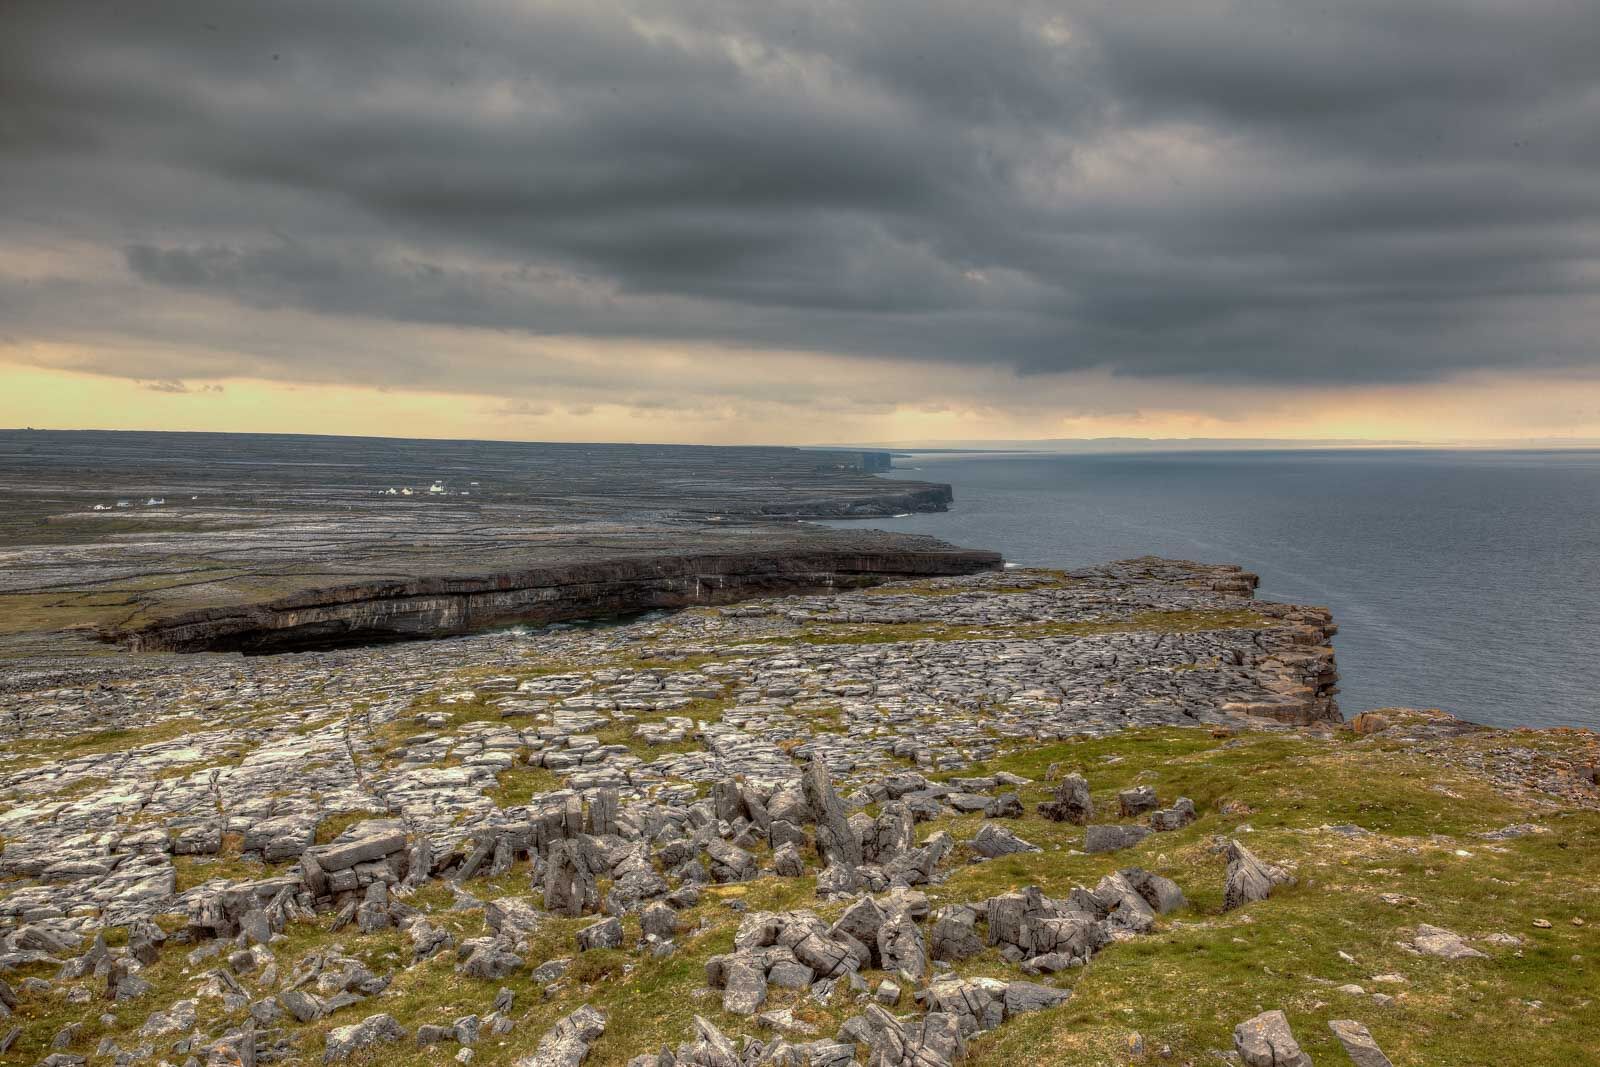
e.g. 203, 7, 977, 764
3, 0, 1598, 391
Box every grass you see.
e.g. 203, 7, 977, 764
860, 571, 1079, 597
316, 809, 392, 844
592, 722, 704, 761
486, 764, 568, 807
3, 716, 207, 771
170, 831, 291, 891
151, 752, 247, 781
35, 774, 113, 800
373, 695, 506, 755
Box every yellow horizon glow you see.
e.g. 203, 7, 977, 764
6, 358, 1600, 448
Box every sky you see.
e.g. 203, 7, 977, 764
4, 0, 1600, 445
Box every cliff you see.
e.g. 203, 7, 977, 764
115, 545, 1002, 654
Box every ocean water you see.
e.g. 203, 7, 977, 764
826, 450, 1600, 730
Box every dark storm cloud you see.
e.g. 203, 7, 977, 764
3, 0, 1598, 387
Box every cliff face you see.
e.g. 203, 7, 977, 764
116, 546, 1003, 653
1226, 602, 1342, 725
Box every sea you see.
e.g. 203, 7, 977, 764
825, 449, 1600, 730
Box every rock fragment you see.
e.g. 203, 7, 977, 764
517, 1005, 606, 1067
1222, 840, 1294, 911
1233, 1010, 1311, 1067
1038, 774, 1093, 824
324, 1013, 407, 1063
1329, 1019, 1395, 1067
971, 824, 1039, 858
1082, 824, 1151, 854
1410, 924, 1488, 960
803, 758, 863, 869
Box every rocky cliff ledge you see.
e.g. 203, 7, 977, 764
113, 546, 1003, 654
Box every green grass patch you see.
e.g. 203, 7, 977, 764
315, 809, 391, 844
6, 716, 207, 765
486, 765, 568, 807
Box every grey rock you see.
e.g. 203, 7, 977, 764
531, 959, 571, 984
1003, 981, 1070, 1015
876, 910, 928, 981
1038, 774, 1092, 824
924, 978, 1004, 1036
1222, 840, 1294, 912
983, 793, 1024, 819
314, 831, 408, 872
1233, 1010, 1312, 1067
864, 804, 914, 863
772, 842, 805, 878
485, 897, 545, 938
203, 1029, 256, 1067
1148, 797, 1197, 832
769, 961, 815, 990
417, 1024, 454, 1047
114, 974, 154, 1002
1328, 1019, 1394, 1067
802, 759, 862, 869
576, 917, 623, 952
814, 862, 857, 898
1018, 914, 1109, 962
1119, 867, 1186, 915
722, 961, 767, 1016
280, 988, 326, 1023
516, 1005, 606, 1067
1082, 824, 1151, 854
705, 841, 757, 884
1090, 872, 1157, 935
831, 897, 887, 957
324, 1013, 407, 1063
1117, 786, 1159, 817
929, 906, 983, 962
1411, 924, 1488, 960
544, 839, 600, 918
640, 902, 679, 941
684, 1014, 741, 1067
458, 944, 523, 979
970, 824, 1039, 858
790, 931, 858, 979
863, 1003, 964, 1067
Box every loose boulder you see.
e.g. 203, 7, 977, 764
971, 824, 1040, 858
324, 1013, 406, 1063
1410, 924, 1488, 960
1222, 840, 1294, 911
1329, 1019, 1394, 1067
1233, 1010, 1311, 1067
1083, 825, 1150, 854
517, 1005, 606, 1067
1038, 774, 1093, 824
